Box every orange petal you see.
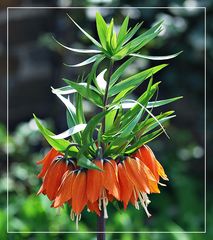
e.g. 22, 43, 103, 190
124, 157, 150, 194
53, 171, 76, 208
130, 188, 139, 207
72, 171, 87, 215
143, 164, 160, 193
135, 145, 159, 182
118, 163, 133, 209
103, 160, 120, 200
86, 160, 103, 203
43, 161, 68, 200
87, 201, 100, 216
155, 159, 169, 181
37, 148, 62, 178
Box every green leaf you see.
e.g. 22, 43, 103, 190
111, 32, 117, 49
67, 14, 102, 48
122, 22, 143, 45
51, 124, 87, 140
111, 86, 133, 105
106, 18, 114, 52
123, 98, 169, 139
33, 114, 78, 155
112, 45, 131, 60
134, 111, 175, 137
130, 51, 183, 60
141, 115, 176, 136
129, 31, 161, 54
94, 69, 107, 94
64, 54, 100, 67
105, 108, 117, 132
110, 57, 135, 87
55, 93, 77, 127
64, 79, 103, 107
147, 96, 183, 108
96, 12, 107, 49
119, 96, 182, 109
126, 21, 163, 54
117, 16, 129, 46
87, 54, 106, 88
76, 93, 86, 124
52, 84, 101, 95
109, 64, 167, 97
81, 111, 108, 146
51, 86, 76, 95
52, 35, 101, 54
77, 154, 102, 170
125, 129, 163, 154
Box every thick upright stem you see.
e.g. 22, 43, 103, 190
97, 59, 114, 240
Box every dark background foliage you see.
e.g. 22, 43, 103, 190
0, 0, 212, 239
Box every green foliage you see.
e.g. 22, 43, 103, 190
34, 12, 182, 170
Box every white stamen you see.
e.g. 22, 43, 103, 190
141, 193, 151, 206
70, 209, 75, 221
158, 182, 167, 186
78, 214, 81, 221
87, 208, 91, 212
138, 192, 152, 218
102, 189, 108, 219
98, 198, 102, 210
135, 201, 140, 210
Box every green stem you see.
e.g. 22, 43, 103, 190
97, 59, 114, 240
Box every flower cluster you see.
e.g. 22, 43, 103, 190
37, 145, 168, 229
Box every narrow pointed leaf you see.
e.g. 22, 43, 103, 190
96, 12, 107, 49
110, 57, 135, 87
52, 84, 101, 95
51, 124, 87, 139
67, 14, 102, 48
130, 51, 183, 60
122, 22, 143, 45
64, 54, 100, 67
147, 96, 183, 108
33, 114, 78, 155
78, 155, 102, 171
76, 93, 86, 124
64, 79, 103, 107
125, 129, 163, 154
52, 35, 101, 53
117, 16, 129, 45
109, 64, 167, 97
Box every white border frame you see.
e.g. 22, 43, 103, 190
6, 6, 206, 234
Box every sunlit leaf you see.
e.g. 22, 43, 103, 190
64, 79, 103, 107
130, 51, 183, 60
52, 35, 101, 54
96, 12, 108, 49
110, 57, 135, 87
51, 124, 87, 139
33, 115, 78, 155
64, 54, 100, 67
67, 14, 102, 48
125, 128, 163, 154
109, 64, 167, 96
117, 16, 129, 46
95, 69, 107, 94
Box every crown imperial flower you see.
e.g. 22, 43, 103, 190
35, 12, 182, 232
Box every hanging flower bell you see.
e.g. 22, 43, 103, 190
37, 145, 168, 229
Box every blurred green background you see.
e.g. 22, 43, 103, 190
0, 0, 212, 240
